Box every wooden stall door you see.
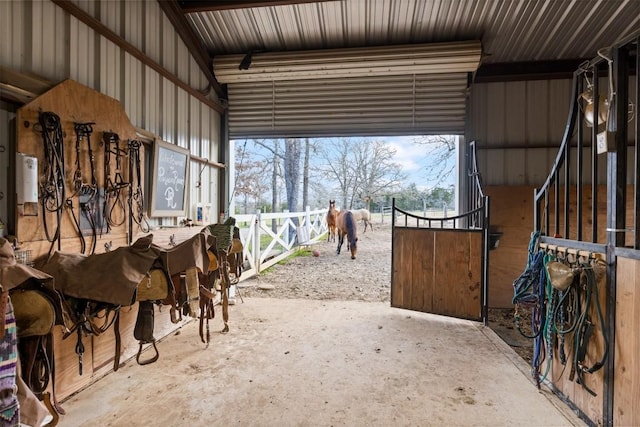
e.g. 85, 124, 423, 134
391, 228, 483, 321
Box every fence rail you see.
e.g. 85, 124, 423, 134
233, 206, 328, 278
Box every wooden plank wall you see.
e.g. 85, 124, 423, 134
14, 79, 212, 402
488, 185, 640, 424
614, 257, 640, 426
484, 186, 533, 308
392, 228, 482, 321
16, 79, 137, 254
485, 185, 635, 308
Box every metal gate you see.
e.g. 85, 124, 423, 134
391, 141, 490, 323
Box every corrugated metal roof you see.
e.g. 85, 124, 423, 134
186, 0, 639, 64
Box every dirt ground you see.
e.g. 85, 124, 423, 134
241, 221, 532, 363
240, 221, 393, 302
58, 220, 570, 426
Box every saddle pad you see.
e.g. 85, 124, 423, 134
204, 224, 234, 253
208, 251, 218, 271
230, 238, 243, 254
136, 269, 169, 301
10, 289, 55, 337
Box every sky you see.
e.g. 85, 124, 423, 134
366, 135, 458, 190
232, 135, 458, 192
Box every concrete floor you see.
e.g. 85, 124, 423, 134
58, 298, 583, 427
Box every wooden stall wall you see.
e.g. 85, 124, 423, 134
392, 228, 482, 320
485, 185, 635, 308
614, 257, 640, 427
546, 255, 607, 424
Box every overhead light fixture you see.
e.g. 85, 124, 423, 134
215, 40, 482, 84
238, 52, 252, 70
579, 86, 609, 128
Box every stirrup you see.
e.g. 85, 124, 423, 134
136, 341, 159, 365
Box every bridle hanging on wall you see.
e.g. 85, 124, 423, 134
36, 111, 66, 255
128, 140, 149, 243
102, 132, 128, 234
65, 122, 99, 255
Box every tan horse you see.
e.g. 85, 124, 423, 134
351, 208, 373, 233
326, 200, 338, 242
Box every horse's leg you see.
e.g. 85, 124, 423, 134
336, 231, 343, 254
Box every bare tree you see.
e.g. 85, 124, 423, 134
283, 138, 301, 211
316, 138, 405, 209
412, 135, 457, 186
302, 138, 311, 209
234, 145, 269, 213
253, 138, 303, 212
351, 140, 405, 207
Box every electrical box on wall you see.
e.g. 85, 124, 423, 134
596, 131, 616, 154
16, 153, 38, 204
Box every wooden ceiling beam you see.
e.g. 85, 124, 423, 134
179, 0, 336, 13
51, 0, 225, 113
157, 0, 225, 100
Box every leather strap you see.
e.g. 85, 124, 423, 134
113, 310, 121, 372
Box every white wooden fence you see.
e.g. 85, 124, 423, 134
233, 207, 328, 278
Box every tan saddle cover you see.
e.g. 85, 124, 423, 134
136, 269, 169, 302
11, 289, 56, 337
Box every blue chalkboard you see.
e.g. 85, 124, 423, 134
149, 140, 190, 217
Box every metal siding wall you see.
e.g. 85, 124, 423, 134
69, 3, 98, 88
162, 80, 176, 142
468, 78, 576, 186
176, 89, 189, 150
525, 80, 550, 143
548, 79, 572, 143
99, 0, 122, 101
484, 82, 506, 147
189, 97, 201, 155
200, 107, 211, 158
504, 81, 526, 143
29, 1, 68, 80
0, 1, 25, 70
227, 73, 469, 138
2, 0, 222, 223
468, 77, 631, 187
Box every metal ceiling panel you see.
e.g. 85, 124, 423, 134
185, 0, 639, 65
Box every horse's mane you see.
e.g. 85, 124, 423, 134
344, 211, 357, 246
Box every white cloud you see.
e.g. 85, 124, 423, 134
385, 137, 428, 171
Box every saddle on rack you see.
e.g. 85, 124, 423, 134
0, 237, 64, 420
37, 235, 168, 372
